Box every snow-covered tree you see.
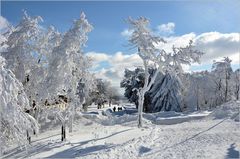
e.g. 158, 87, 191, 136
1, 11, 42, 84
43, 12, 93, 137
127, 17, 203, 127
232, 69, 240, 100
149, 72, 182, 112
25, 26, 62, 121
90, 79, 109, 108
212, 57, 233, 104
121, 67, 183, 112
0, 11, 53, 123
106, 85, 120, 107
185, 71, 216, 110
84, 78, 120, 110
2, 12, 96, 140
0, 56, 38, 154
76, 72, 96, 111
0, 16, 14, 53
46, 12, 92, 99
120, 68, 145, 109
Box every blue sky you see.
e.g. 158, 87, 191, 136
1, 1, 239, 89
1, 1, 240, 53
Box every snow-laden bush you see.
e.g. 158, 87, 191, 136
0, 56, 38, 154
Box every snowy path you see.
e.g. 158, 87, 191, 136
82, 117, 239, 159
2, 102, 240, 159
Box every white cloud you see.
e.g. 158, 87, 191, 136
89, 32, 239, 92
157, 22, 175, 35
92, 52, 142, 90
86, 51, 110, 63
121, 29, 133, 38
110, 52, 142, 68
195, 32, 239, 65
157, 32, 239, 65
157, 32, 195, 53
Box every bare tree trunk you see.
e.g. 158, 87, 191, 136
109, 99, 112, 107
61, 124, 66, 141
137, 92, 144, 128
69, 114, 73, 133
27, 130, 31, 144
136, 48, 161, 128
195, 81, 200, 111
237, 69, 240, 100
225, 72, 228, 102
137, 60, 149, 128
236, 85, 239, 100
197, 86, 199, 111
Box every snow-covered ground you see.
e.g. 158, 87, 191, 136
2, 101, 240, 159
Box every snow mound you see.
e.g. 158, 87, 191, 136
81, 107, 154, 127
101, 108, 138, 126
144, 111, 211, 125
82, 106, 212, 126
82, 101, 239, 127
210, 100, 240, 121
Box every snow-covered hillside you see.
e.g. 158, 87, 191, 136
2, 101, 239, 159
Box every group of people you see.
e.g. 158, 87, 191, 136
113, 106, 123, 112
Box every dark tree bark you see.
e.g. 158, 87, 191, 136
27, 130, 31, 144
61, 124, 66, 141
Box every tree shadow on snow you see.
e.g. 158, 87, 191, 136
171, 118, 227, 147
225, 143, 239, 159
3, 140, 63, 159
3, 129, 132, 158
46, 128, 132, 158
46, 144, 114, 158
143, 118, 229, 157
3, 133, 60, 158
70, 128, 132, 145
31, 133, 60, 143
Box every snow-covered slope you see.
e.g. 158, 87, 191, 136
2, 101, 240, 159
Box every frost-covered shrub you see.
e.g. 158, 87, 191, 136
0, 56, 38, 154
